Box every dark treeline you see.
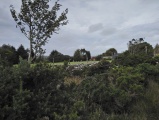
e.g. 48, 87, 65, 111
1, 39, 159, 119
0, 44, 93, 65
0, 44, 28, 65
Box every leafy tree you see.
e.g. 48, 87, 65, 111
105, 48, 117, 56
128, 38, 144, 54
48, 50, 70, 62
86, 51, 91, 60
80, 49, 91, 61
0, 44, 18, 65
48, 50, 62, 62
154, 43, 159, 56
73, 49, 81, 61
17, 44, 28, 60
73, 49, 91, 61
114, 41, 154, 66
127, 38, 153, 56
95, 48, 117, 61
10, 0, 68, 63
114, 51, 152, 67
134, 42, 153, 56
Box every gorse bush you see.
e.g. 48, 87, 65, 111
1, 56, 159, 119
0, 59, 72, 120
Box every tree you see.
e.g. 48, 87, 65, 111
132, 42, 153, 57
10, 0, 68, 63
73, 49, 91, 61
48, 50, 61, 62
74, 49, 81, 61
154, 44, 159, 56
0, 44, 19, 65
17, 44, 28, 60
127, 38, 153, 56
114, 41, 154, 66
48, 50, 70, 62
86, 51, 91, 60
105, 48, 117, 56
127, 38, 145, 55
80, 48, 91, 61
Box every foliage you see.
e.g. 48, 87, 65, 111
0, 66, 18, 120
73, 48, 91, 61
95, 48, 117, 61
0, 59, 71, 119
80, 48, 91, 61
114, 50, 153, 67
108, 66, 145, 111
10, 0, 68, 62
137, 63, 159, 83
95, 54, 102, 61
48, 50, 70, 62
114, 40, 154, 67
1, 41, 159, 119
128, 41, 153, 56
0, 44, 18, 65
131, 80, 159, 119
63, 60, 68, 68
73, 49, 81, 61
114, 42, 153, 66
85, 60, 110, 76
17, 44, 28, 60
105, 48, 117, 56
150, 55, 159, 65
154, 43, 159, 56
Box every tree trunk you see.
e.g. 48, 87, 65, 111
28, 22, 32, 63
28, 40, 32, 63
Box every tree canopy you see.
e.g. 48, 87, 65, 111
48, 50, 70, 62
17, 44, 28, 60
73, 49, 91, 61
114, 39, 154, 66
0, 44, 18, 65
154, 44, 159, 56
105, 48, 117, 56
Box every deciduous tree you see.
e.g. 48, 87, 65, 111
10, 0, 68, 63
105, 48, 117, 56
73, 49, 81, 61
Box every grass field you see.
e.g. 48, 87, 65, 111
49, 61, 99, 66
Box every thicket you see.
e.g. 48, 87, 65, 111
1, 53, 159, 120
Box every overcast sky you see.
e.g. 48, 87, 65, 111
1, 0, 159, 56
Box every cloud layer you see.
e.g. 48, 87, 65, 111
1, 0, 159, 56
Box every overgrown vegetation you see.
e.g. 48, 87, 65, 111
1, 0, 159, 119
1, 40, 159, 119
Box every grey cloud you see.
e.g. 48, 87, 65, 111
88, 23, 103, 33
1, 0, 159, 56
101, 27, 117, 36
